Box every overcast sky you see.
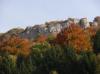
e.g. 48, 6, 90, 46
0, 0, 100, 32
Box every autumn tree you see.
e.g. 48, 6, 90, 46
84, 26, 98, 50
0, 35, 32, 57
55, 24, 92, 53
34, 34, 47, 43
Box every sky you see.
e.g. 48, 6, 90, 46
0, 0, 100, 33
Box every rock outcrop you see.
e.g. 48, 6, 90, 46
19, 18, 82, 39
94, 16, 100, 25
0, 28, 24, 40
19, 19, 72, 39
79, 18, 90, 28
0, 17, 100, 40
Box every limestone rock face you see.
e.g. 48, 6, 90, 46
46, 22, 62, 33
79, 18, 90, 28
94, 16, 100, 25
0, 18, 89, 40
19, 18, 80, 39
92, 22, 98, 27
1, 17, 99, 40
19, 21, 66, 39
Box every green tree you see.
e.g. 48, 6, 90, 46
94, 29, 100, 53
16, 55, 34, 74
30, 42, 51, 74
0, 54, 16, 74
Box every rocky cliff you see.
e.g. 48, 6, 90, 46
0, 16, 100, 40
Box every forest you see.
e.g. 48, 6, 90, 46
0, 23, 100, 74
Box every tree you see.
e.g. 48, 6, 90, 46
85, 26, 97, 39
0, 36, 32, 57
34, 35, 47, 43
0, 55, 17, 74
16, 55, 34, 74
93, 29, 100, 53
85, 26, 97, 48
43, 45, 96, 74
55, 24, 92, 53
30, 42, 51, 74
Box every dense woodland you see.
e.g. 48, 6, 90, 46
0, 23, 100, 74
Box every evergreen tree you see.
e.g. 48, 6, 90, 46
94, 29, 100, 53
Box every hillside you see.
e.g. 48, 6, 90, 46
0, 16, 100, 74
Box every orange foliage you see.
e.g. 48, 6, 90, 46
55, 24, 92, 53
0, 36, 32, 57
35, 35, 47, 43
